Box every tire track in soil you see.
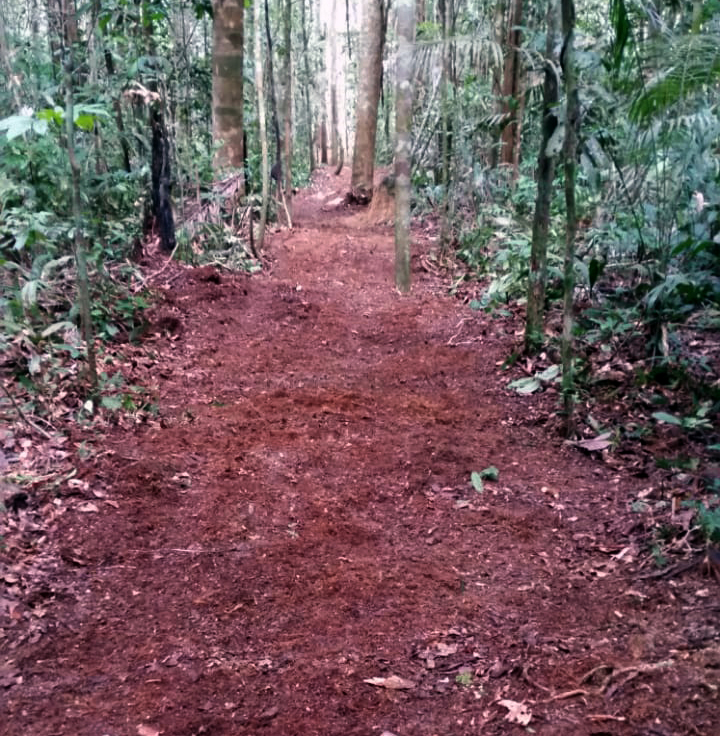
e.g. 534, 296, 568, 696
3, 168, 714, 736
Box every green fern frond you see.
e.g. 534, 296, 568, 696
631, 33, 720, 123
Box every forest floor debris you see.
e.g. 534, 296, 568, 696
1, 167, 719, 735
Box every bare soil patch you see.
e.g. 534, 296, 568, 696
2, 167, 718, 736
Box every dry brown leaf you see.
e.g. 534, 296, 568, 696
498, 699, 532, 726
364, 675, 416, 690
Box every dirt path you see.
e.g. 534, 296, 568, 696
2, 168, 718, 735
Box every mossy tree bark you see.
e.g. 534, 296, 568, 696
560, 0, 579, 436
525, 0, 560, 354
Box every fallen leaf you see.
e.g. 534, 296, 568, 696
77, 502, 99, 513
507, 376, 541, 394
570, 432, 613, 452
435, 642, 457, 657
137, 725, 160, 736
364, 675, 416, 690
257, 706, 279, 722
498, 699, 532, 726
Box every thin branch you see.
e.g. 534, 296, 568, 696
1, 382, 54, 440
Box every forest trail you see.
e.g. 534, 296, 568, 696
3, 168, 717, 736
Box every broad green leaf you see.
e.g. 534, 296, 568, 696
508, 376, 541, 394
36, 107, 64, 125
0, 114, 47, 139
21, 280, 39, 308
41, 321, 75, 338
470, 471, 484, 493
480, 466, 499, 481
101, 395, 123, 410
40, 255, 73, 280
652, 412, 682, 426
610, 0, 630, 70
537, 364, 560, 382
74, 114, 95, 131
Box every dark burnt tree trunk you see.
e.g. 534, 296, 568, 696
150, 103, 176, 253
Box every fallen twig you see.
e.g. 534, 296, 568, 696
134, 241, 180, 291
1, 382, 54, 440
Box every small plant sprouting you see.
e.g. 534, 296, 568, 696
470, 466, 500, 493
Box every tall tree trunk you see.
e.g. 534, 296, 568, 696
0, 13, 22, 110
497, 0, 523, 180
350, 0, 385, 201
438, 0, 455, 251
145, 8, 176, 253
102, 44, 132, 173
560, 0, 579, 435
282, 0, 292, 212
264, 0, 282, 171
525, 0, 560, 353
328, 0, 339, 167
489, 0, 506, 169
319, 117, 328, 164
301, 0, 316, 172
64, 43, 98, 397
254, 0, 270, 251
394, 0, 415, 293
331, 80, 339, 165
212, 0, 245, 174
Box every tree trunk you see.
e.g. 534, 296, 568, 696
301, 0, 316, 172
254, 0, 270, 251
394, 0, 414, 293
525, 0, 560, 354
438, 0, 455, 251
264, 0, 282, 176
497, 0, 524, 180
327, 0, 340, 167
350, 0, 385, 201
320, 118, 328, 164
282, 0, 292, 212
0, 13, 21, 110
331, 80, 339, 165
145, 7, 176, 253
64, 44, 98, 397
212, 0, 245, 175
560, 0, 579, 435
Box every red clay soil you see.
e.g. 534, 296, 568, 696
2, 168, 719, 736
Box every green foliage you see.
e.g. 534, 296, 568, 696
630, 34, 720, 124
652, 402, 714, 433
684, 497, 720, 544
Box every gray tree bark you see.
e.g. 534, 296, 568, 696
254, 0, 269, 251
394, 0, 415, 293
